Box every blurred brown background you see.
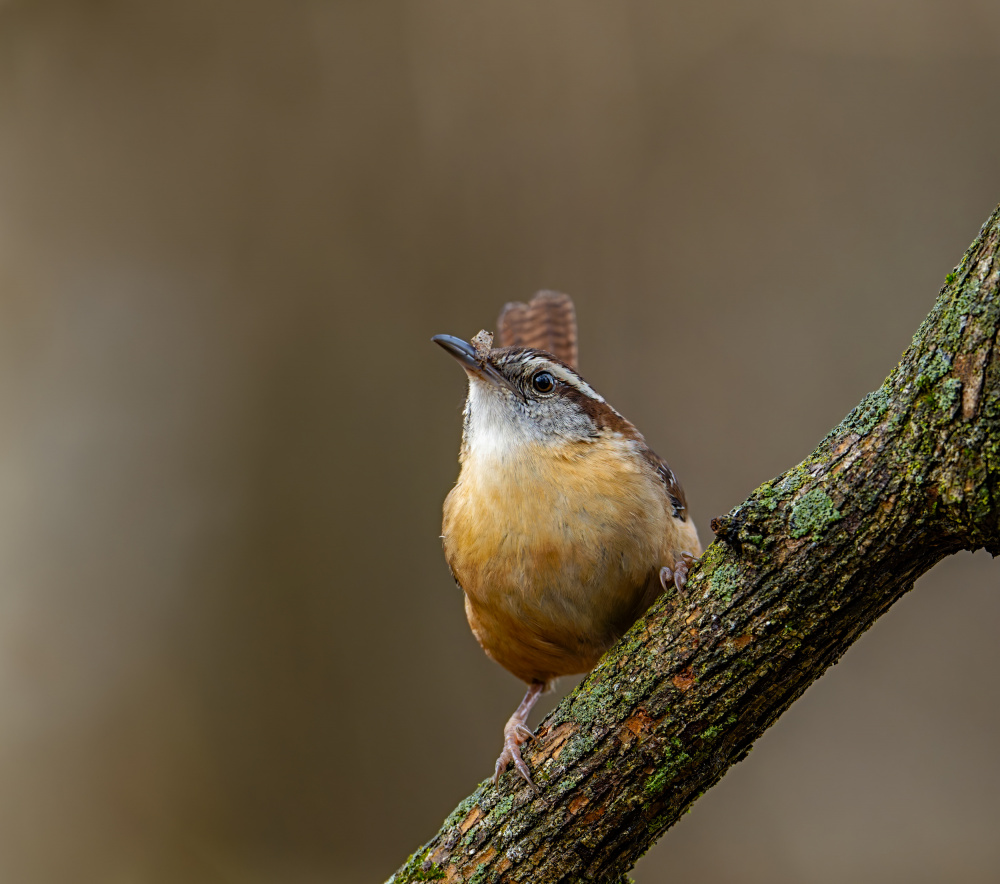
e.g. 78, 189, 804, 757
0, 1, 998, 882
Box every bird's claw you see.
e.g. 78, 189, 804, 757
493, 723, 536, 790
660, 551, 698, 596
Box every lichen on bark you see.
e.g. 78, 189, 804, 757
389, 203, 1000, 884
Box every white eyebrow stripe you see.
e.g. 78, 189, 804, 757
526, 357, 605, 402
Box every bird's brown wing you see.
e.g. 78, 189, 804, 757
497, 290, 579, 370
638, 446, 689, 523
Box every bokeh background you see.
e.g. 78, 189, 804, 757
0, 2, 999, 882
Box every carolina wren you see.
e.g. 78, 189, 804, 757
433, 291, 700, 788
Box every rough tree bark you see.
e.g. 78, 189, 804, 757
389, 203, 1000, 884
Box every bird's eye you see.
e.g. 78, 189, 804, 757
532, 371, 555, 394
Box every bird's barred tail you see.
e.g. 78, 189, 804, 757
497, 290, 579, 370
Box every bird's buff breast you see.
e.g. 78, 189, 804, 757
442, 439, 671, 684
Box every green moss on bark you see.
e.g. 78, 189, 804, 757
789, 488, 842, 540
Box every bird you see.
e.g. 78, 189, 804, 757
433, 290, 700, 788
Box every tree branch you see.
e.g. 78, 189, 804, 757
390, 203, 1000, 884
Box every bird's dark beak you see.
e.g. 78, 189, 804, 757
432, 334, 518, 394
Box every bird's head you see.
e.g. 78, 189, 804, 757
433, 331, 633, 460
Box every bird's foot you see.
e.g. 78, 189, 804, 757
493, 682, 544, 790
660, 550, 698, 596
493, 722, 536, 789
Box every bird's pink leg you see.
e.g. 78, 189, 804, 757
493, 681, 544, 789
